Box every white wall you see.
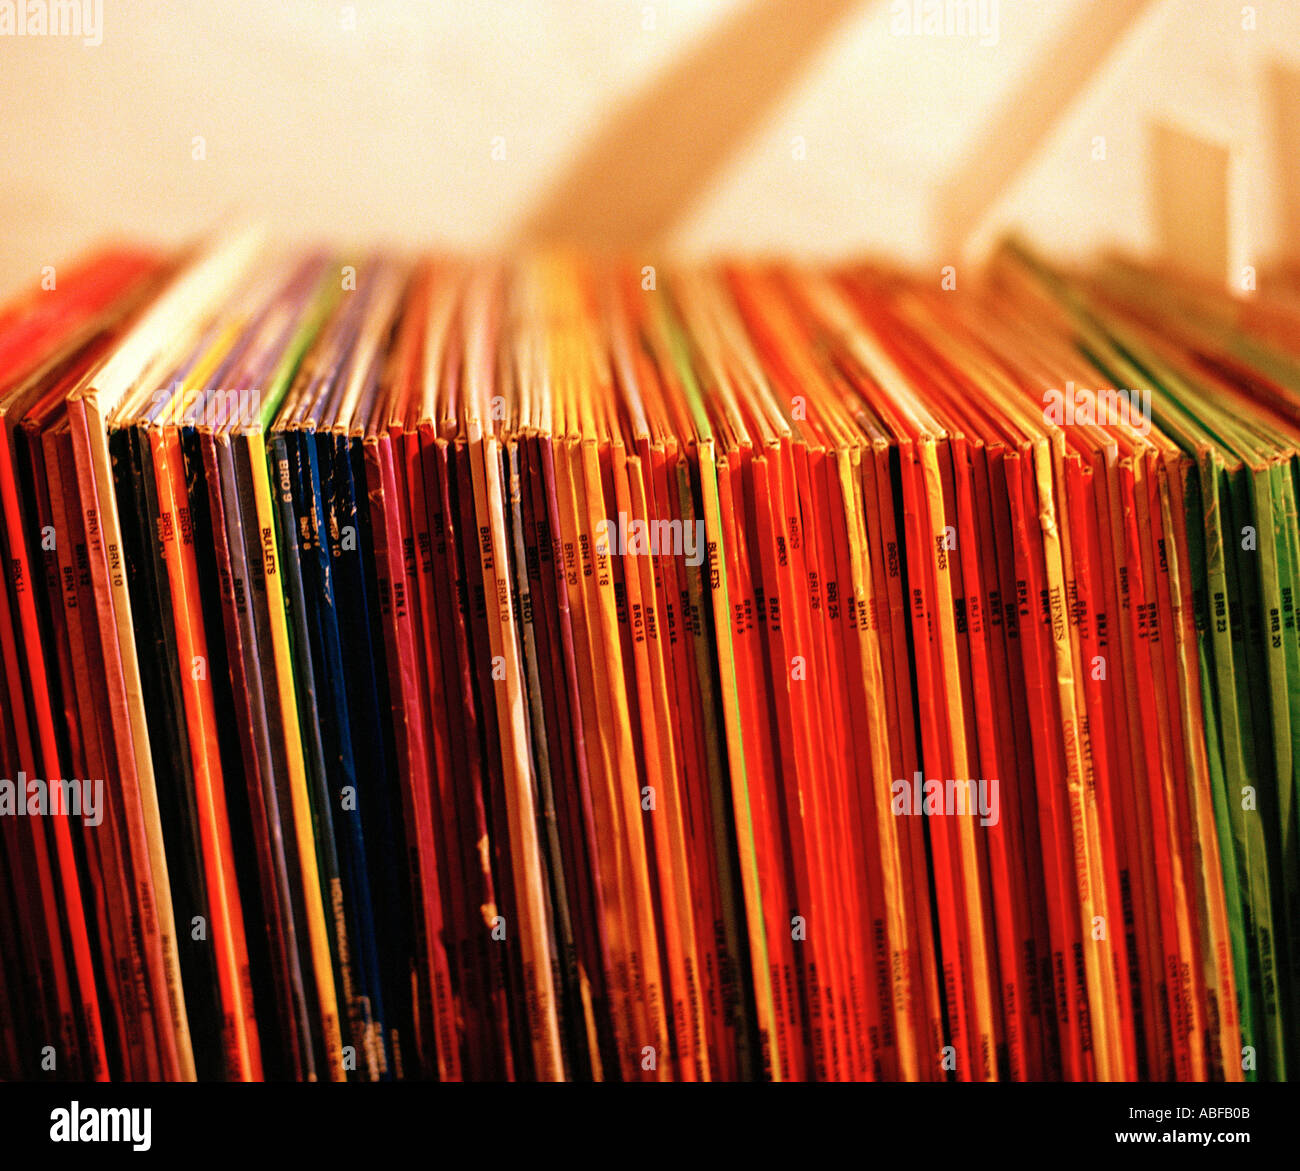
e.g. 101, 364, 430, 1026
0, 0, 1296, 294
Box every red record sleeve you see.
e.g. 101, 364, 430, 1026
1003, 442, 1086, 1079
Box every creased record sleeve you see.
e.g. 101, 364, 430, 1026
1034, 430, 1120, 1082
1112, 430, 1199, 1081
199, 253, 337, 1081
424, 418, 516, 1080
832, 427, 920, 1078
0, 257, 166, 1081
943, 293, 1123, 1082
279, 268, 393, 1080
607, 283, 712, 1080
652, 423, 740, 1082
1163, 443, 1244, 1080
654, 283, 780, 1081
273, 379, 372, 1076
779, 409, 870, 1080
704, 409, 797, 1082
510, 290, 609, 1080
116, 360, 230, 1079
363, 266, 460, 1080
330, 261, 417, 1079
576, 311, 674, 1082
505, 287, 592, 1079
956, 269, 1101, 1076
659, 408, 752, 1081
1, 400, 105, 1079
198, 293, 314, 1079
849, 426, 916, 1081
994, 247, 1257, 1078
712, 266, 871, 1079
518, 417, 599, 1078
923, 299, 1061, 1080
671, 272, 810, 1080
603, 437, 670, 1078
1009, 442, 1089, 1076
781, 270, 927, 1080
764, 317, 886, 1082
918, 415, 999, 1078
460, 265, 565, 1080
968, 338, 1095, 1081
518, 291, 613, 1077
404, 270, 483, 1077
1060, 441, 1138, 1078
547, 280, 644, 1077
136, 318, 266, 1080
756, 349, 850, 1077
1117, 327, 1298, 1079
828, 283, 1027, 1077
420, 467, 516, 1079
528, 424, 615, 1078
48, 414, 164, 1079
1019, 262, 1276, 1079
750, 433, 824, 1082
587, 297, 670, 1081
452, 414, 538, 1075
861, 424, 946, 1078
66, 231, 265, 1080
396, 415, 472, 1080
1145, 442, 1212, 1076
426, 269, 520, 1081
240, 272, 347, 1080
20, 373, 89, 777
976, 429, 1059, 1081
622, 448, 712, 1079
819, 421, 890, 1081
977, 433, 1049, 1079
943, 406, 1033, 1075
944, 284, 1101, 1080
1055, 446, 1130, 1078
505, 431, 582, 1070
1110, 445, 1179, 1076
37, 399, 141, 1079
875, 309, 1032, 1080
811, 273, 983, 1080
203, 418, 309, 1080
407, 272, 476, 1079
603, 322, 696, 1076
1194, 440, 1280, 1077
943, 428, 1011, 1075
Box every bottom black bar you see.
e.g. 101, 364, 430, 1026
0, 1080, 1286, 1160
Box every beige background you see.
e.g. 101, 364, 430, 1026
0, 0, 1296, 294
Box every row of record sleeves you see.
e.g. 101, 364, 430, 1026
0, 232, 1296, 1081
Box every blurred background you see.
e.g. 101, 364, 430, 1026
0, 0, 1296, 294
